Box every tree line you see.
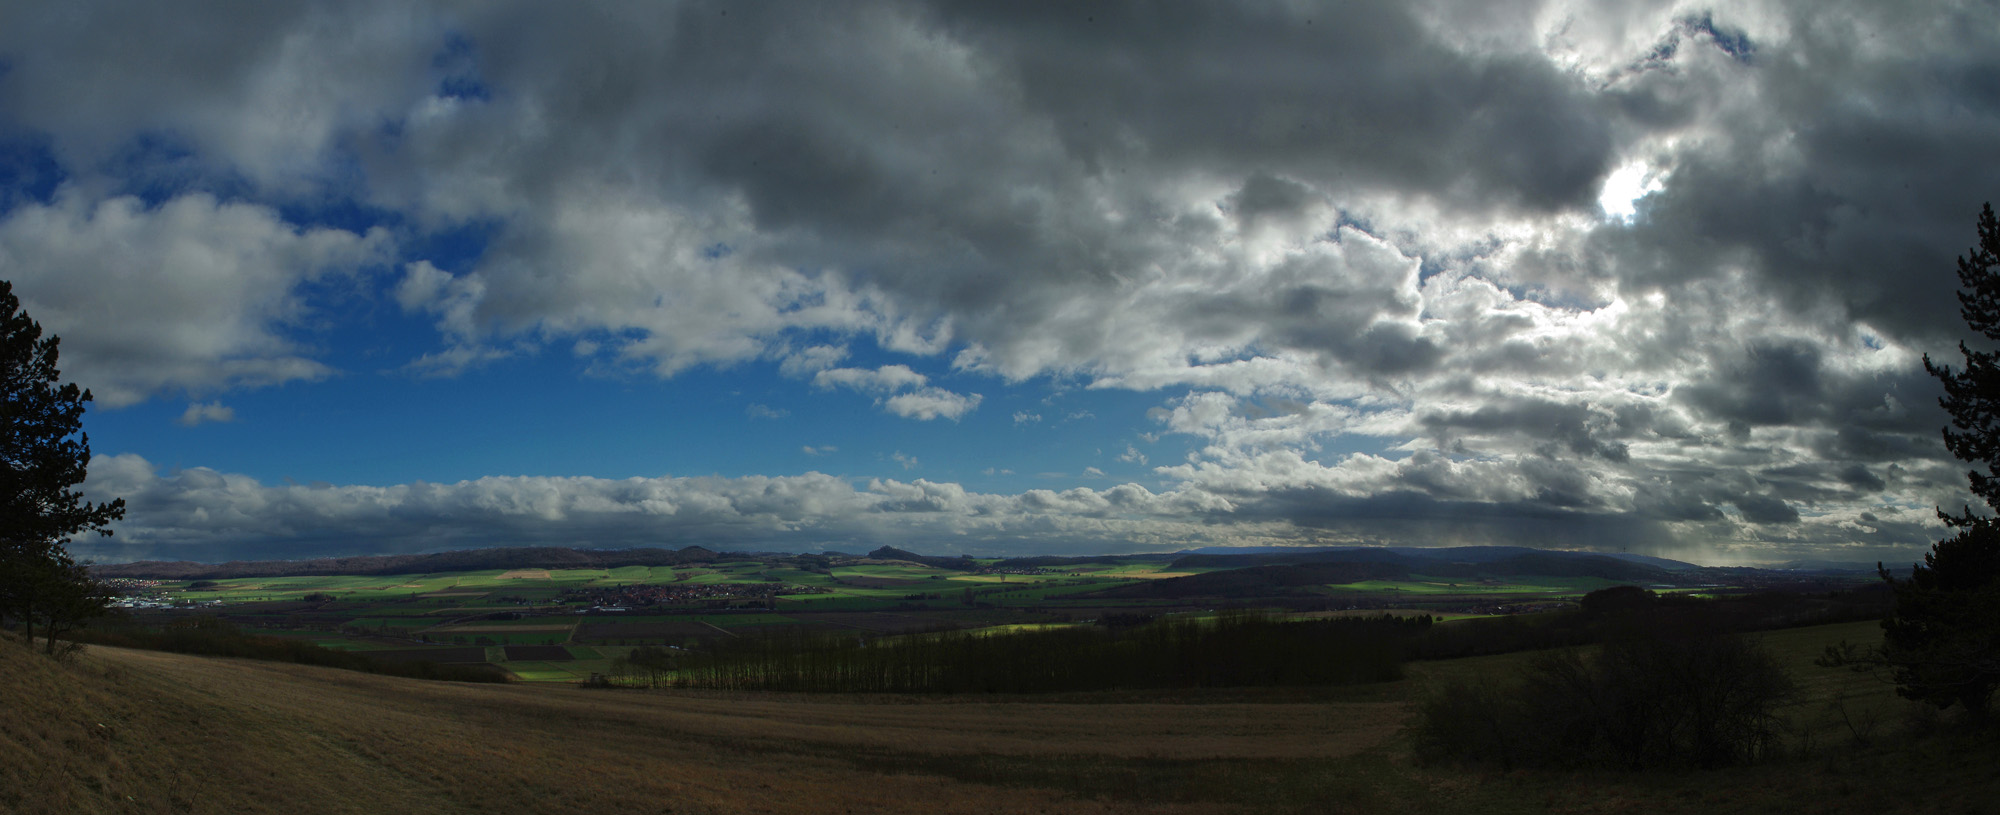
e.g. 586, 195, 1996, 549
74, 615, 507, 683
618, 612, 1429, 694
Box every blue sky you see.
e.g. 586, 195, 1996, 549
84, 343, 1196, 492
2, 1, 1996, 565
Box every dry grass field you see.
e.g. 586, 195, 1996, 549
4, 621, 1999, 814
0, 635, 1402, 814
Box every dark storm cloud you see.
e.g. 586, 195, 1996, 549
1675, 340, 1946, 466
1837, 464, 1887, 493
381, 0, 1624, 383
1675, 341, 1827, 428
1419, 396, 1640, 462
1731, 492, 1801, 525
933, 0, 1616, 212
1212, 485, 1686, 555
1581, 3, 2000, 344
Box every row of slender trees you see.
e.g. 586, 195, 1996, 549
0, 281, 124, 654
624, 612, 1427, 694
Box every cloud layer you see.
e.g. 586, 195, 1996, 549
3, 0, 1994, 562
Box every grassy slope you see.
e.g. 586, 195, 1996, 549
0, 633, 1372, 814
5, 622, 1998, 814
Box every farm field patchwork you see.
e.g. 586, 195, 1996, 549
104, 550, 1875, 682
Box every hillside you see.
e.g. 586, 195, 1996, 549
865, 546, 980, 570
0, 636, 1384, 814
4, 622, 1998, 814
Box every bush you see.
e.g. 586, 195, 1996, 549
1878, 518, 2000, 717
1580, 584, 1658, 616
1415, 614, 1797, 770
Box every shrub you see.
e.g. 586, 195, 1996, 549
1580, 584, 1658, 616
1415, 614, 1797, 770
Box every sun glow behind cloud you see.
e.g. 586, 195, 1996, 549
1597, 160, 1667, 222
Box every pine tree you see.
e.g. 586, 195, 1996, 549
1893, 203, 2000, 715
0, 280, 125, 652
1928, 203, 2000, 509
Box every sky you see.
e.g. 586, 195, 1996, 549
2, 1, 1996, 566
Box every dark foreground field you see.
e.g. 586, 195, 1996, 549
3, 621, 1996, 814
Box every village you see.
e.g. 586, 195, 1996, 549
101, 578, 225, 611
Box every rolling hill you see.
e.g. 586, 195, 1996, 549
89, 545, 722, 580
0, 633, 1390, 814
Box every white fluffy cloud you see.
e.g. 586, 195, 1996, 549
813, 365, 929, 394
175, 402, 236, 427
883, 389, 982, 422
76, 454, 1274, 561
812, 364, 981, 421
0, 193, 390, 405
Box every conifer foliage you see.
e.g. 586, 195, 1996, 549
1895, 203, 2000, 715
1929, 204, 2000, 509
0, 280, 125, 653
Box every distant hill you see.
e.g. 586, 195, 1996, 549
1467, 552, 1669, 582
865, 546, 978, 570
1168, 548, 1411, 570
1092, 561, 1414, 599
1593, 552, 1703, 571
1167, 547, 1671, 583
89, 545, 721, 579
1116, 547, 1675, 600
995, 553, 1174, 568
1768, 560, 1895, 573
1176, 545, 1701, 571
